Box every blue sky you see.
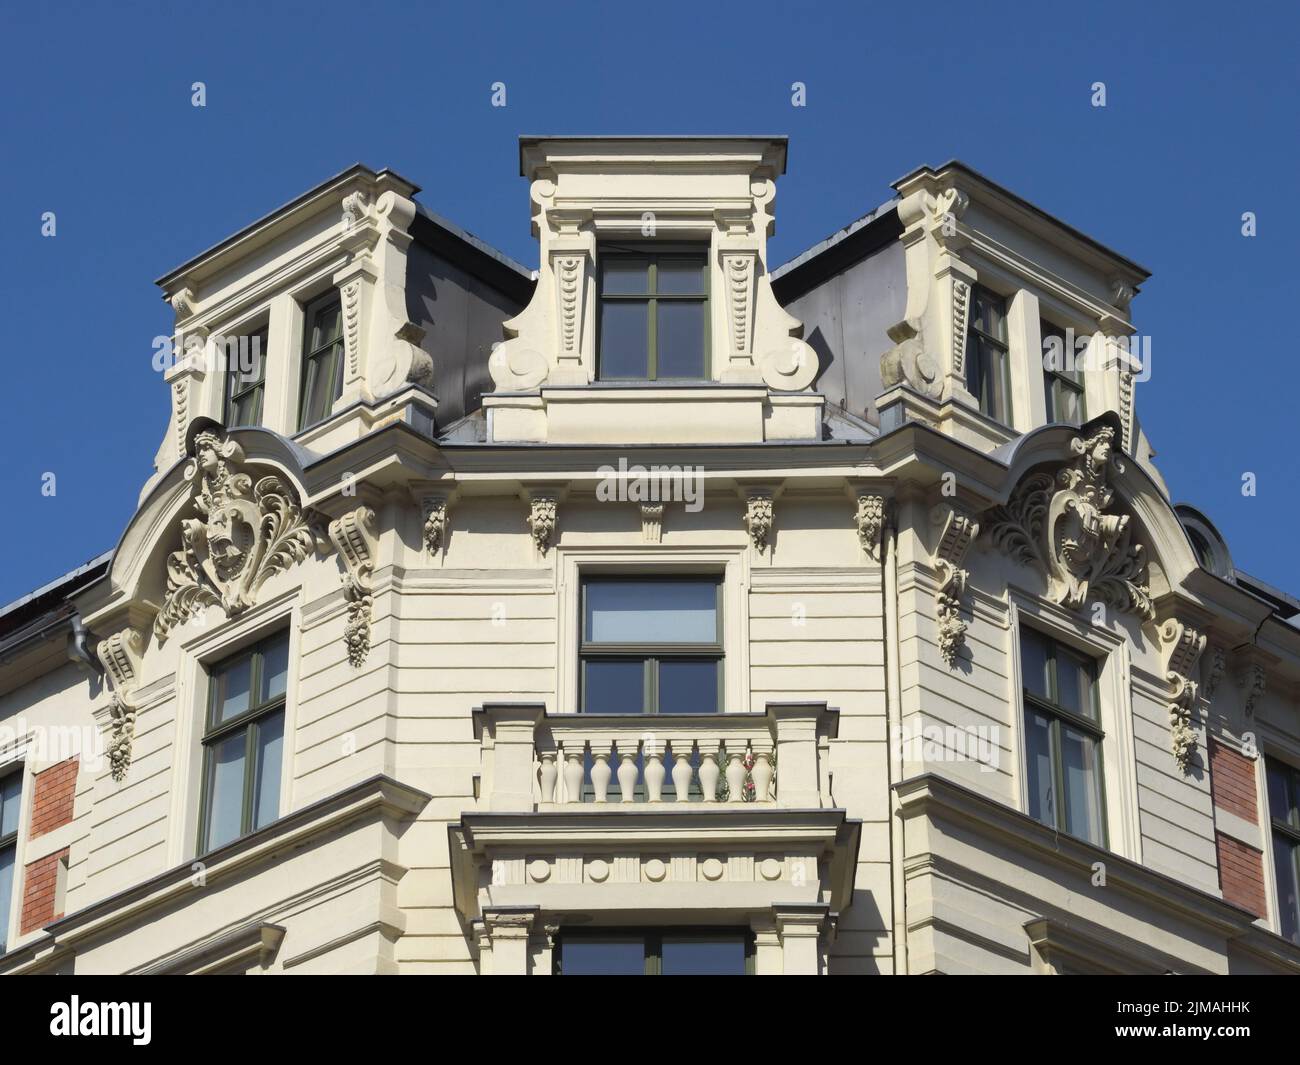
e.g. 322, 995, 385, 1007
1, 0, 1296, 604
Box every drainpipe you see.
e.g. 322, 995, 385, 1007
67, 612, 101, 673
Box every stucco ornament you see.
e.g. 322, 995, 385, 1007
97, 628, 144, 782
985, 425, 1154, 621
1159, 619, 1206, 773
422, 495, 448, 556
745, 493, 774, 551
855, 494, 885, 561
527, 495, 558, 554
328, 506, 378, 668
932, 506, 979, 667
155, 431, 315, 641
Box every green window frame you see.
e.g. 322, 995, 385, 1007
1266, 757, 1300, 944
197, 632, 290, 855
297, 291, 345, 431
1041, 321, 1086, 424
1020, 627, 1108, 848
0, 767, 21, 953
597, 243, 709, 380
966, 285, 1013, 424
224, 324, 269, 428
579, 576, 723, 715
554, 928, 753, 975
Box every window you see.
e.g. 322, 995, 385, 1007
1041, 321, 1086, 424
1020, 627, 1107, 847
224, 325, 269, 428
965, 286, 1012, 423
198, 632, 289, 854
598, 244, 708, 380
580, 578, 721, 714
555, 929, 751, 975
1267, 758, 1300, 944
298, 292, 345, 430
0, 769, 19, 952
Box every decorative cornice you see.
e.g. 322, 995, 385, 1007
745, 492, 774, 551
527, 495, 558, 555
932, 505, 979, 667
327, 506, 378, 668
984, 424, 1153, 622
855, 493, 885, 562
96, 628, 144, 782
1158, 618, 1207, 773
154, 431, 316, 642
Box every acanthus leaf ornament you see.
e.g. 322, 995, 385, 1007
984, 424, 1154, 622
328, 506, 378, 668
1159, 618, 1206, 773
155, 430, 316, 641
97, 628, 144, 783
527, 495, 557, 555
932, 506, 979, 668
422, 495, 449, 557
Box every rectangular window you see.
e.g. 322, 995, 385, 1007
224, 325, 269, 428
1020, 627, 1107, 847
1267, 758, 1300, 944
966, 286, 1013, 423
598, 245, 708, 380
580, 577, 722, 714
0, 769, 20, 953
1041, 321, 1086, 424
298, 292, 345, 430
198, 632, 289, 854
555, 929, 751, 975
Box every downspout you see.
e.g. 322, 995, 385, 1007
68, 612, 101, 673
883, 517, 909, 974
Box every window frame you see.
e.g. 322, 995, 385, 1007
196, 631, 289, 855
596, 242, 711, 381
296, 290, 345, 431
553, 927, 754, 975
966, 284, 1014, 424
1019, 625, 1109, 849
1040, 319, 1087, 424
223, 323, 270, 429
578, 575, 724, 714
1265, 756, 1300, 944
0, 765, 21, 953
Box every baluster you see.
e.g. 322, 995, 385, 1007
617, 745, 639, 803
644, 744, 666, 802
751, 750, 774, 802
672, 747, 693, 802
591, 742, 613, 802
562, 745, 584, 805
725, 748, 747, 804
699, 747, 721, 802
539, 751, 558, 804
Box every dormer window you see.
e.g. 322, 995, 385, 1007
1041, 321, 1086, 424
298, 291, 345, 430
966, 286, 1012, 423
224, 325, 269, 428
598, 244, 708, 380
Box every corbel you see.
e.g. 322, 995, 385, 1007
521, 486, 565, 556
1236, 657, 1267, 718
739, 484, 781, 553
327, 506, 379, 667
931, 504, 980, 667
851, 491, 887, 562
1157, 617, 1207, 773
96, 627, 145, 782
640, 503, 664, 544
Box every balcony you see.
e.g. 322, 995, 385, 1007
448, 703, 862, 973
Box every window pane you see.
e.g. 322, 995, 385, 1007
229, 388, 261, 429
1061, 723, 1104, 845
261, 636, 290, 703
0, 844, 13, 951
1272, 833, 1300, 944
232, 330, 266, 389
661, 935, 746, 975
309, 300, 342, 350
1020, 629, 1051, 702
561, 937, 644, 975
585, 581, 717, 644
1041, 325, 1067, 374
601, 259, 649, 296
583, 659, 645, 713
252, 712, 284, 831
0, 773, 20, 838
1025, 710, 1055, 828
1267, 761, 1294, 826
658, 659, 719, 714
655, 258, 706, 296
204, 732, 248, 851
599, 301, 649, 378
301, 356, 326, 426
1054, 649, 1089, 718
656, 300, 706, 378
213, 656, 252, 724
971, 289, 1006, 339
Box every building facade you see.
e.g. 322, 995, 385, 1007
1, 138, 1299, 975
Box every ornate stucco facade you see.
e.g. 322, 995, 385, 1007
2, 139, 1299, 975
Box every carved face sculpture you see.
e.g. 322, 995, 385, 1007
205, 503, 256, 582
